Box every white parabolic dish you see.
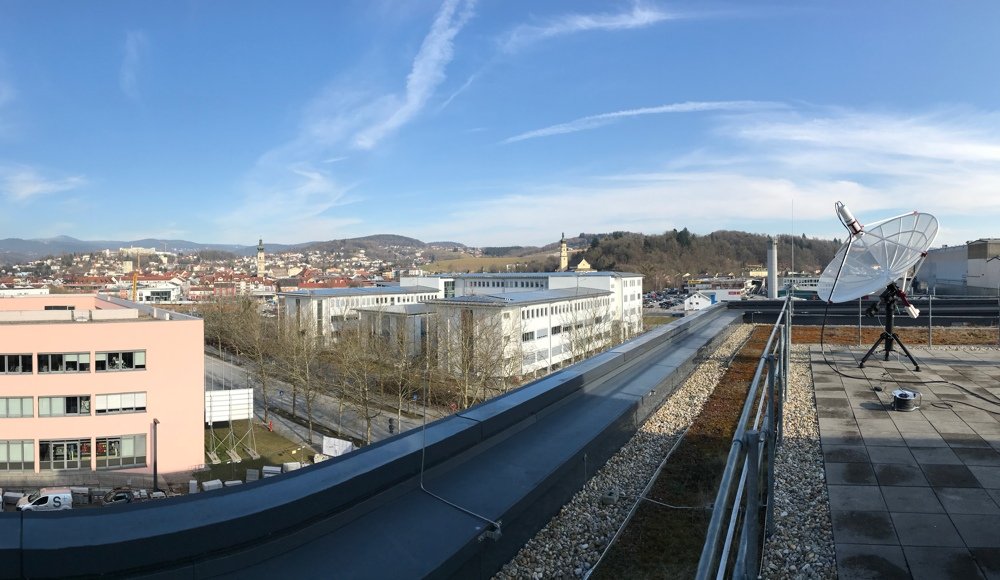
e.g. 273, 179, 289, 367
816, 211, 939, 303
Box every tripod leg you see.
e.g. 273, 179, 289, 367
890, 333, 921, 372
859, 334, 887, 368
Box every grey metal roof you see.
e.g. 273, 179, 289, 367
355, 303, 432, 315
426, 287, 611, 307
278, 285, 439, 298
410, 271, 642, 279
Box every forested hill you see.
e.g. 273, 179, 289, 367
580, 229, 841, 288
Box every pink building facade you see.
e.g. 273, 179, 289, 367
0, 295, 204, 476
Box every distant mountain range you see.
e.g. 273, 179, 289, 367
0, 234, 467, 264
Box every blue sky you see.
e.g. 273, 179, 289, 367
2, 1, 999, 248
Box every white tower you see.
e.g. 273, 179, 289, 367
256, 238, 265, 276
559, 233, 569, 272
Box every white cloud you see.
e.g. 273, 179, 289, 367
353, 0, 475, 149
502, 2, 675, 52
733, 112, 1000, 164
120, 30, 148, 101
233, 0, 476, 241
503, 100, 784, 143
0, 166, 87, 202
216, 162, 361, 243
428, 107, 1000, 247
437, 70, 480, 113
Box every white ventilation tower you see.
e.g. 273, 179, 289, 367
767, 237, 778, 299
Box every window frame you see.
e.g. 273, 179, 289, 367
0, 439, 34, 471
96, 434, 147, 469
38, 352, 91, 374
95, 392, 147, 415
0, 354, 33, 374
38, 395, 92, 417
95, 350, 146, 372
0, 397, 33, 418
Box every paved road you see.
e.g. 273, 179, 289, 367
204, 351, 446, 453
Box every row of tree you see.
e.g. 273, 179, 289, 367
200, 295, 626, 446
580, 229, 840, 289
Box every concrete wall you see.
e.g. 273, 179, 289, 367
922, 245, 968, 294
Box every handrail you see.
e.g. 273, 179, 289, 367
696, 293, 791, 579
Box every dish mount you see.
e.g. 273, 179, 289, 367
859, 282, 921, 371
816, 202, 939, 371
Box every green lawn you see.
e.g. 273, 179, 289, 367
197, 420, 314, 483
643, 314, 678, 329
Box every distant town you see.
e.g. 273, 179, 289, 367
0, 238, 468, 302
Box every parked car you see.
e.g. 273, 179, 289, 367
16, 487, 73, 512
101, 487, 162, 506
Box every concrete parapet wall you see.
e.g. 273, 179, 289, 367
0, 304, 734, 579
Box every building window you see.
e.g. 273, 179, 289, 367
522, 331, 535, 342
95, 392, 147, 414
39, 396, 91, 417
39, 438, 91, 470
38, 352, 91, 373
95, 350, 146, 371
96, 434, 147, 469
536, 328, 549, 338
0, 440, 34, 471
0, 397, 33, 418
552, 325, 562, 335
1, 354, 32, 374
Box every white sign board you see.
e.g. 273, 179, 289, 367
205, 388, 254, 423
322, 436, 355, 457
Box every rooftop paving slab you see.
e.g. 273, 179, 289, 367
813, 345, 1000, 580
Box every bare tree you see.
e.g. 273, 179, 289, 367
230, 297, 280, 424
333, 325, 384, 444
360, 309, 426, 427
430, 303, 521, 409
274, 322, 327, 444
201, 297, 234, 355
561, 296, 615, 363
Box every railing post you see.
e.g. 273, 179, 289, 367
697, 437, 742, 580
740, 429, 761, 580
858, 297, 863, 346
784, 296, 791, 394
928, 292, 933, 346
766, 356, 778, 536
697, 297, 792, 580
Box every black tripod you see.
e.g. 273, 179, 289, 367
859, 283, 920, 371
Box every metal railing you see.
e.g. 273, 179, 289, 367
696, 294, 791, 579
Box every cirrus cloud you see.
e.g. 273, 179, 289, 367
0, 165, 87, 202
120, 30, 148, 101
501, 1, 676, 52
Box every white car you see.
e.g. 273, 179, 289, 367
16, 487, 73, 512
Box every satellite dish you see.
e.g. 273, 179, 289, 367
817, 203, 938, 303
816, 202, 939, 371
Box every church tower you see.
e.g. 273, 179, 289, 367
559, 233, 569, 272
256, 238, 265, 276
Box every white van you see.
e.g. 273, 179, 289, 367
16, 487, 73, 512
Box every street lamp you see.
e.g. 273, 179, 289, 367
152, 418, 160, 493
